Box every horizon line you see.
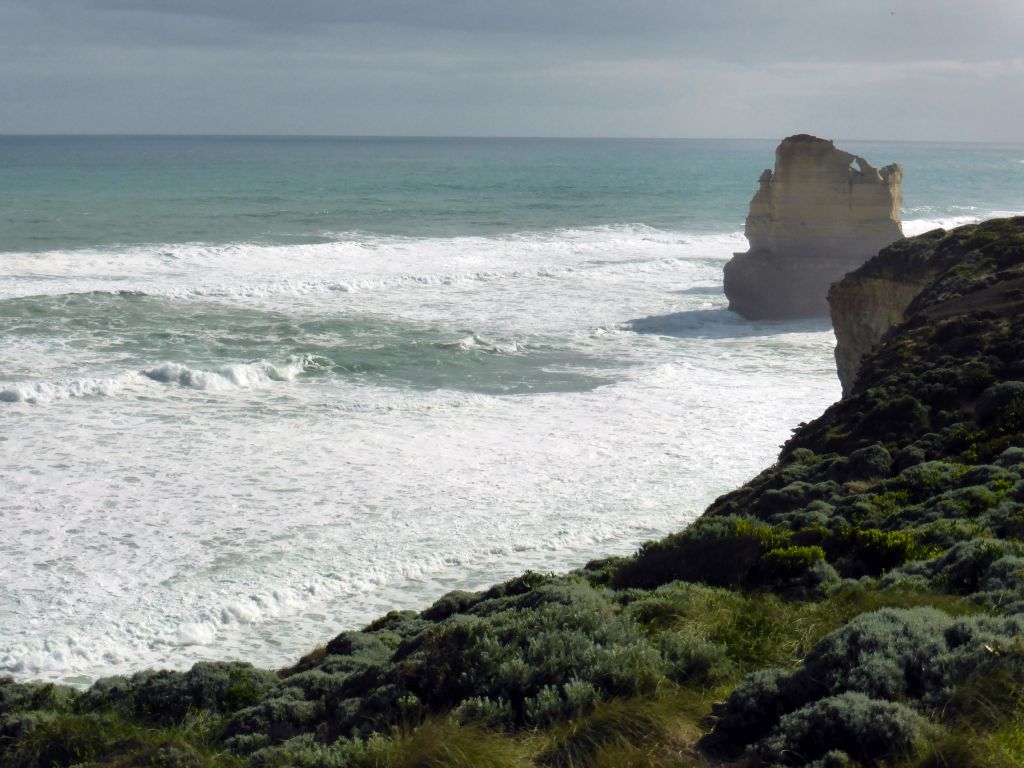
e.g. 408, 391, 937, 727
1, 133, 1021, 146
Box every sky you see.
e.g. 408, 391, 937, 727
1, 0, 1022, 140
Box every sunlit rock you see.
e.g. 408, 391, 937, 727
724, 134, 903, 320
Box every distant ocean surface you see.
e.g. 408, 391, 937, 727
2, 136, 1022, 684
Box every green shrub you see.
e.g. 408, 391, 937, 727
755, 481, 843, 517
0, 680, 77, 718
796, 607, 953, 704
249, 721, 526, 768
996, 446, 1024, 469
847, 444, 894, 479
979, 555, 1024, 594
226, 692, 320, 745
896, 461, 970, 499
658, 631, 734, 687
941, 655, 1024, 730
976, 382, 1024, 433
613, 516, 790, 589
363, 610, 431, 638
844, 527, 923, 575
480, 571, 554, 601
700, 668, 794, 755
914, 518, 989, 551
854, 489, 912, 524
81, 662, 279, 725
277, 670, 347, 703
758, 692, 929, 766
324, 629, 401, 660
896, 444, 928, 470
5, 711, 155, 768
760, 545, 826, 582
591, 641, 665, 697
523, 681, 600, 728
797, 524, 926, 578
988, 497, 1024, 541
706, 607, 954, 753
391, 580, 661, 726
575, 556, 631, 587
452, 697, 514, 729
774, 500, 835, 531
857, 394, 931, 443
919, 485, 1000, 521
223, 732, 271, 754
930, 539, 1022, 593
247, 732, 388, 768
421, 590, 482, 621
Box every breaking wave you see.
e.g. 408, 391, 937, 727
141, 358, 322, 391
0, 374, 142, 405
0, 225, 746, 302
0, 356, 332, 405
903, 210, 1024, 237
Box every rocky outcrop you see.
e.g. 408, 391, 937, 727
724, 134, 903, 320
829, 229, 947, 395
830, 276, 929, 396
829, 217, 1024, 395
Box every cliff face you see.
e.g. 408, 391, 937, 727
829, 229, 949, 395
725, 134, 903, 320
830, 276, 927, 394
830, 218, 1024, 395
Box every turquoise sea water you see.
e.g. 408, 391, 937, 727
0, 137, 768, 250
1, 137, 1022, 684
6, 137, 1021, 252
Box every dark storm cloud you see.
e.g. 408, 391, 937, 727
1, 0, 1022, 138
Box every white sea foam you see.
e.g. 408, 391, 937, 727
0, 222, 838, 683
0, 373, 144, 404
0, 356, 329, 407
142, 359, 308, 391
437, 334, 525, 355
902, 210, 1024, 237
0, 226, 746, 304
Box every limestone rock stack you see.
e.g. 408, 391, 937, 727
724, 135, 903, 320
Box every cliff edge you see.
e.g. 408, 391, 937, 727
830, 216, 1024, 396
725, 134, 903, 320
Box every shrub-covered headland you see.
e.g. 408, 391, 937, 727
5, 217, 1024, 767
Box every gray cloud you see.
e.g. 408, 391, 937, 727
1, 0, 1022, 139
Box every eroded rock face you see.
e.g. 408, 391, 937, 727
829, 219, 1024, 396
724, 135, 903, 320
827, 228, 953, 396
830, 275, 929, 395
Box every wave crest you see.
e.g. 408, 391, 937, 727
0, 374, 140, 404
435, 333, 525, 355
1, 355, 334, 405
143, 357, 319, 391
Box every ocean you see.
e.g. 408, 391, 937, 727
1, 136, 1021, 685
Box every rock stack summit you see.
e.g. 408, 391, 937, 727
724, 134, 903, 320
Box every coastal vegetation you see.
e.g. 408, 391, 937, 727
4, 217, 1024, 767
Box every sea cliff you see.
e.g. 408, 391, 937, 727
4, 218, 1024, 767
831, 218, 1024, 396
